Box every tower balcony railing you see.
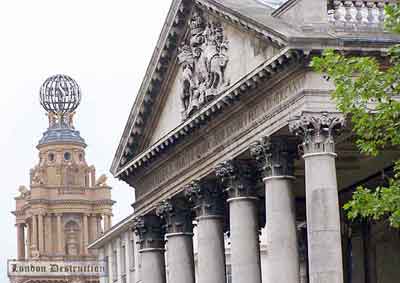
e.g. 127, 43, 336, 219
328, 0, 398, 31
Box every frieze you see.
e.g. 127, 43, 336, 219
136, 72, 306, 194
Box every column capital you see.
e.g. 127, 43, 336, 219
156, 198, 193, 235
184, 180, 225, 218
289, 111, 345, 155
215, 160, 258, 199
133, 214, 165, 250
249, 136, 297, 178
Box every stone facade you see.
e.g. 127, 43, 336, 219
11, 80, 114, 283
99, 1, 400, 283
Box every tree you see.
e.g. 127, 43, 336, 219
311, 4, 400, 228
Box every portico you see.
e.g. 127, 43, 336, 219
108, 0, 400, 283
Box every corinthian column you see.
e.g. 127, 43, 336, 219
133, 215, 166, 283
215, 160, 262, 283
289, 111, 345, 283
250, 136, 299, 283
156, 199, 195, 283
185, 180, 226, 283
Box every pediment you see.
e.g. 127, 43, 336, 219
146, 6, 284, 145
111, 0, 292, 176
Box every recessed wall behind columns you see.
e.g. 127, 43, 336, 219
95, 229, 139, 283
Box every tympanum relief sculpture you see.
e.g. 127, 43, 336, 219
178, 8, 229, 119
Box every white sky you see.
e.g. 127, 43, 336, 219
0, 0, 172, 281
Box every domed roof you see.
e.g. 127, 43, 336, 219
38, 122, 86, 147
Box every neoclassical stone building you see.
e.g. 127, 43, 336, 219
11, 75, 114, 283
96, 1, 400, 283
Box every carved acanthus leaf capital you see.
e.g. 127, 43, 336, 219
156, 199, 193, 234
184, 180, 224, 217
133, 215, 164, 250
249, 136, 297, 178
289, 112, 346, 155
215, 160, 258, 199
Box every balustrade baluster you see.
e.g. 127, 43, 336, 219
333, 0, 343, 23
344, 1, 354, 22
366, 2, 376, 24
355, 1, 364, 23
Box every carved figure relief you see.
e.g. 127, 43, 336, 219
178, 8, 229, 119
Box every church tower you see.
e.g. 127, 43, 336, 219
12, 75, 114, 283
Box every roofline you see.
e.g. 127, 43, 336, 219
271, 0, 298, 17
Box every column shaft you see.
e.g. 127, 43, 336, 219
97, 216, 103, 236
17, 224, 25, 260
46, 214, 53, 254
83, 214, 89, 254
197, 216, 226, 283
229, 198, 262, 283
264, 177, 299, 282
32, 215, 38, 251
38, 214, 44, 253
304, 153, 343, 282
26, 223, 31, 258
56, 214, 63, 254
104, 214, 111, 231
141, 249, 166, 283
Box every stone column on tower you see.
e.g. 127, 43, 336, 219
38, 212, 45, 254
289, 111, 345, 283
17, 223, 26, 260
56, 214, 64, 255
185, 180, 226, 283
133, 215, 166, 283
45, 213, 53, 254
83, 214, 89, 255
97, 215, 103, 236
156, 198, 195, 283
250, 136, 299, 283
32, 215, 38, 252
215, 160, 262, 283
26, 222, 31, 258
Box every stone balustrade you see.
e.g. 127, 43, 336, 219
328, 0, 397, 29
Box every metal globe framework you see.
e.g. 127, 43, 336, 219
39, 74, 82, 115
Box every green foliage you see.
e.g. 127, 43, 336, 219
311, 4, 400, 228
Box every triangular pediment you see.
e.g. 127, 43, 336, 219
147, 6, 285, 145
111, 0, 295, 176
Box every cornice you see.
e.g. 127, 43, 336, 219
28, 199, 115, 206
116, 48, 304, 179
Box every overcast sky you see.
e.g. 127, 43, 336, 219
0, 0, 172, 280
